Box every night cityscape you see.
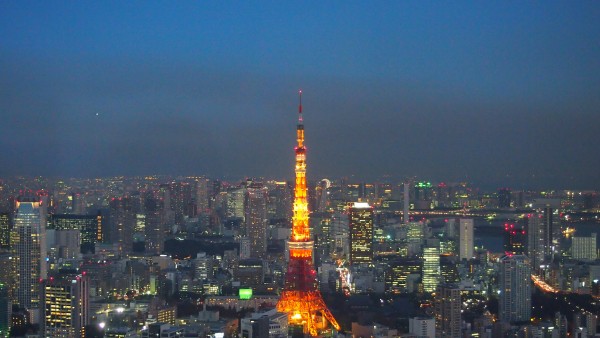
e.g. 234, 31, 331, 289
1, 2, 600, 338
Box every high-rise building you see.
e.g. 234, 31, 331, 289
268, 181, 292, 220
459, 219, 474, 260
109, 197, 137, 255
434, 284, 461, 338
226, 187, 246, 221
48, 214, 101, 253
144, 192, 168, 255
41, 273, 89, 337
403, 182, 410, 224
385, 258, 421, 293
440, 255, 459, 284
169, 182, 192, 225
195, 178, 210, 215
423, 247, 440, 293
499, 255, 531, 324
498, 188, 511, 208
193, 252, 213, 281
348, 202, 374, 265
409, 317, 435, 338
0, 212, 9, 249
0, 282, 10, 337
528, 200, 561, 269
11, 199, 45, 310
503, 222, 527, 256
572, 233, 597, 261
245, 181, 268, 259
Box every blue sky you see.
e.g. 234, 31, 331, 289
1, 2, 599, 188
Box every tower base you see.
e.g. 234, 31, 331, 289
277, 290, 340, 336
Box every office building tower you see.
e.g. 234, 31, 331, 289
109, 197, 137, 255
268, 181, 292, 220
409, 317, 435, 338
50, 229, 81, 260
403, 182, 410, 223
48, 214, 101, 253
315, 179, 330, 213
0, 212, 9, 249
144, 193, 168, 255
194, 252, 213, 281
414, 182, 433, 209
499, 255, 531, 324
348, 202, 374, 265
440, 255, 459, 284
41, 273, 89, 337
434, 284, 461, 338
459, 219, 474, 260
385, 258, 421, 293
503, 223, 527, 256
406, 222, 425, 244
226, 187, 246, 221
68, 192, 86, 215
237, 258, 264, 289
528, 200, 561, 268
423, 247, 440, 293
239, 237, 251, 259
169, 181, 192, 225
498, 188, 511, 208
245, 181, 268, 259
572, 233, 597, 261
0, 283, 9, 337
11, 199, 45, 310
195, 178, 210, 215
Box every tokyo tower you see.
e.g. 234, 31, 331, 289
276, 91, 341, 336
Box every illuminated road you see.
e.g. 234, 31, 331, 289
531, 274, 599, 320
531, 274, 559, 294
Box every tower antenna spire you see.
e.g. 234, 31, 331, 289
298, 89, 303, 124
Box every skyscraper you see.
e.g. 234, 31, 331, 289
109, 197, 137, 255
41, 273, 89, 337
497, 188, 511, 208
277, 92, 340, 336
348, 202, 374, 265
423, 247, 440, 293
572, 233, 597, 261
528, 200, 561, 269
0, 212, 9, 249
144, 192, 168, 255
499, 255, 531, 324
434, 284, 461, 338
226, 187, 246, 221
245, 181, 268, 259
48, 214, 101, 253
0, 282, 9, 337
11, 199, 44, 310
503, 222, 526, 256
459, 218, 474, 260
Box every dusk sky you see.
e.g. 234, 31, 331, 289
1, 2, 599, 189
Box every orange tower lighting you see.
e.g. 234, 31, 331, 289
276, 91, 341, 336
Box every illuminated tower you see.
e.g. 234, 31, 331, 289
277, 91, 340, 336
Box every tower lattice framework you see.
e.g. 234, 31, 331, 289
276, 91, 341, 336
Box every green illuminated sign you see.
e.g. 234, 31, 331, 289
239, 288, 253, 300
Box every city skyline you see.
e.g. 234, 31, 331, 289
2, 3, 600, 190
